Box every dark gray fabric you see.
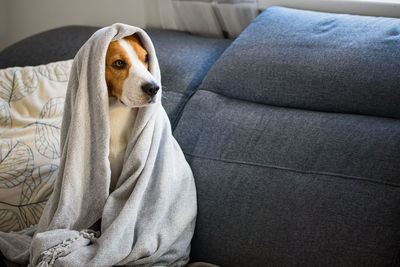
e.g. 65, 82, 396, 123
176, 91, 400, 183
200, 6, 400, 119
148, 29, 232, 127
162, 91, 186, 124
174, 90, 400, 266
0, 26, 99, 68
0, 26, 231, 127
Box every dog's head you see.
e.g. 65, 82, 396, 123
105, 34, 159, 107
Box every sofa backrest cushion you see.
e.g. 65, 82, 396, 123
0, 27, 232, 129
174, 7, 400, 266
0, 26, 99, 69
148, 30, 232, 128
200, 6, 400, 119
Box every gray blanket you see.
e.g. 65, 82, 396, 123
0, 24, 197, 266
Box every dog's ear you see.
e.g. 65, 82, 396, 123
132, 33, 144, 47
132, 33, 149, 70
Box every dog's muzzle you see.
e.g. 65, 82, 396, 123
142, 82, 160, 97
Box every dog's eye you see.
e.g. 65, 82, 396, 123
144, 54, 149, 64
112, 60, 126, 69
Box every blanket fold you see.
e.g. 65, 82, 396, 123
0, 23, 197, 267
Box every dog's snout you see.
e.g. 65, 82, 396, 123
141, 82, 160, 97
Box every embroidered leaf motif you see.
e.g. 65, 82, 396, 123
19, 164, 58, 227
0, 209, 20, 232
0, 68, 38, 103
38, 62, 70, 82
20, 164, 58, 205
20, 201, 47, 229
0, 164, 58, 232
35, 97, 65, 159
0, 99, 11, 128
0, 139, 34, 189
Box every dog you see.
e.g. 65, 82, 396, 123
105, 34, 159, 192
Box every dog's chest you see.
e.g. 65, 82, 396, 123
108, 98, 137, 191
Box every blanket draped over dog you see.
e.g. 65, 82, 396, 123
0, 24, 197, 266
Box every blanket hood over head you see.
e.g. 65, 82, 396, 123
0, 23, 197, 267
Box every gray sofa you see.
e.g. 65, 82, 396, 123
1, 6, 399, 266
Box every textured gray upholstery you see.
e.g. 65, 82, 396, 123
148, 29, 231, 127
174, 6, 400, 266
174, 90, 400, 266
0, 26, 99, 68
200, 6, 400, 119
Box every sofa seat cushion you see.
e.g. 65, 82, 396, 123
174, 90, 400, 266
200, 6, 400, 119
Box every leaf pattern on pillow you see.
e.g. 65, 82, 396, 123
38, 63, 70, 82
20, 164, 58, 205
0, 209, 20, 232
0, 60, 71, 232
0, 139, 34, 189
19, 164, 58, 227
0, 164, 58, 231
0, 68, 38, 103
34, 97, 65, 159
0, 99, 11, 128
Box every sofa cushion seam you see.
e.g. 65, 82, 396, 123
184, 152, 400, 187
199, 88, 400, 121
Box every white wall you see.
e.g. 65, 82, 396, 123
1, 0, 147, 50
2, 0, 400, 51
0, 0, 7, 50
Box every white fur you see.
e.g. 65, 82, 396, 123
109, 97, 137, 191
119, 39, 157, 107
108, 38, 156, 192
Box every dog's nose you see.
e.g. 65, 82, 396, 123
141, 82, 160, 97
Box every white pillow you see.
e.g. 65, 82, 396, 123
0, 60, 72, 232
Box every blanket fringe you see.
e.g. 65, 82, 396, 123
37, 230, 99, 267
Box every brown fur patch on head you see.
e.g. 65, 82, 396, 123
105, 34, 149, 99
